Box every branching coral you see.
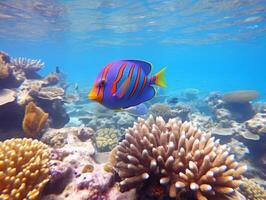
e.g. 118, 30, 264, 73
23, 102, 49, 137
115, 116, 246, 200
0, 138, 50, 200
11, 57, 44, 72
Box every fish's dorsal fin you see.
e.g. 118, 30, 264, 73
123, 60, 152, 75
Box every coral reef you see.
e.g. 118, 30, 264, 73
41, 126, 133, 200
41, 127, 94, 148
189, 112, 214, 132
240, 178, 266, 200
223, 90, 259, 104
115, 116, 246, 199
172, 103, 191, 121
0, 51, 11, 80
95, 128, 120, 152
222, 90, 259, 122
149, 103, 176, 121
11, 57, 44, 72
23, 102, 49, 137
226, 139, 249, 160
75, 103, 136, 131
245, 113, 266, 137
0, 63, 10, 79
0, 138, 50, 200
44, 73, 59, 86
0, 50, 69, 136
0, 89, 16, 106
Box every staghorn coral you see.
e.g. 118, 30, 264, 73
0, 138, 50, 200
240, 178, 266, 200
23, 102, 49, 137
11, 57, 44, 72
95, 128, 120, 152
115, 116, 246, 200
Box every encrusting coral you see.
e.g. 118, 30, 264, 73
0, 138, 50, 200
115, 116, 246, 200
240, 178, 266, 200
95, 128, 120, 152
23, 101, 49, 137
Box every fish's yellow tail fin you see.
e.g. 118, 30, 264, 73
153, 67, 166, 87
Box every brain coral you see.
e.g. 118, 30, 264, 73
95, 128, 120, 152
0, 138, 50, 200
115, 116, 246, 200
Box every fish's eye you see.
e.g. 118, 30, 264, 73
98, 80, 106, 87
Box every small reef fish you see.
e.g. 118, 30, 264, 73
88, 60, 166, 109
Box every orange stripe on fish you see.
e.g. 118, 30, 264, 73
130, 66, 141, 97
98, 63, 113, 102
118, 64, 135, 98
138, 76, 147, 96
111, 63, 127, 95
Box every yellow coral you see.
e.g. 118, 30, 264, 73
0, 138, 50, 200
23, 102, 49, 137
240, 178, 266, 200
95, 128, 119, 152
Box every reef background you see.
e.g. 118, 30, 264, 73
1, 1, 266, 200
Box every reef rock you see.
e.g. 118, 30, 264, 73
0, 89, 16, 106
149, 103, 176, 121
41, 127, 94, 148
222, 90, 259, 122
189, 112, 214, 132
245, 113, 266, 137
223, 90, 259, 104
41, 126, 131, 200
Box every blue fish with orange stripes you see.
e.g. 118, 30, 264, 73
88, 60, 166, 110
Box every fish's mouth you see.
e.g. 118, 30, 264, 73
88, 91, 97, 101
88, 90, 102, 103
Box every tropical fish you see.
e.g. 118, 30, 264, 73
88, 60, 166, 109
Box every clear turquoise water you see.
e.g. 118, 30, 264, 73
1, 0, 266, 98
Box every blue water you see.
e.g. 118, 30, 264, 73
1, 0, 266, 98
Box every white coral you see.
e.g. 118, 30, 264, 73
11, 57, 44, 72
